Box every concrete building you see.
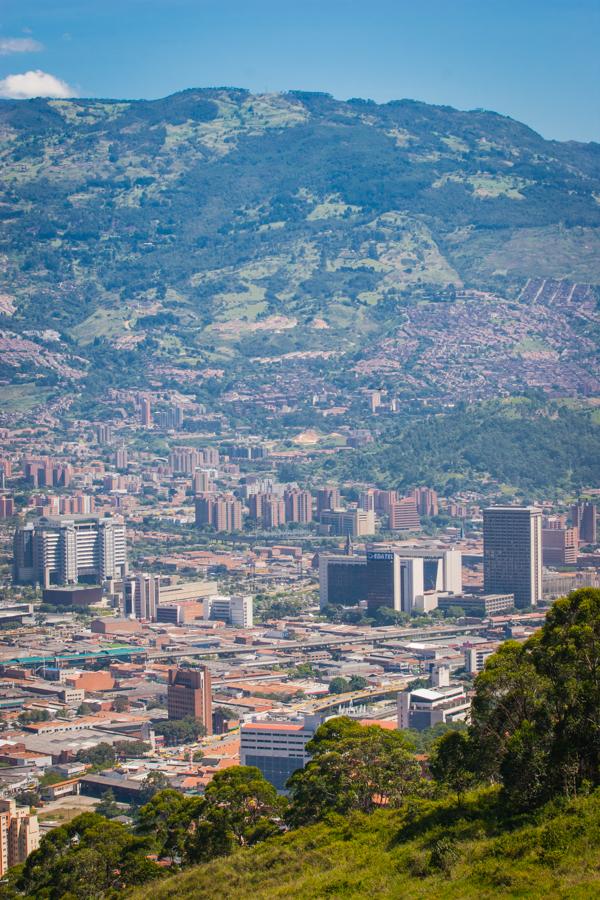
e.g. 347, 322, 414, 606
319, 508, 375, 537
13, 514, 127, 587
192, 469, 214, 495
464, 644, 498, 674
124, 573, 160, 620
195, 495, 243, 532
263, 497, 286, 529
0, 497, 15, 519
203, 594, 254, 628
319, 550, 424, 614
388, 547, 462, 595
0, 799, 40, 876
483, 506, 543, 608
437, 592, 514, 617
571, 502, 597, 545
320, 547, 461, 614
388, 498, 421, 531
316, 487, 341, 515
284, 489, 313, 523
140, 397, 152, 427
240, 716, 320, 792
96, 423, 113, 444
542, 526, 578, 566
167, 666, 212, 733
412, 487, 439, 517
397, 680, 470, 731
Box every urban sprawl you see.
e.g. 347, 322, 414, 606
0, 391, 597, 872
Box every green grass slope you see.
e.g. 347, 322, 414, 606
131, 789, 600, 899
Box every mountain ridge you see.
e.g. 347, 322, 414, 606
1, 87, 599, 422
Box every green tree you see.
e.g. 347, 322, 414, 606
138, 789, 203, 858
153, 716, 207, 746
287, 718, 424, 825
468, 589, 600, 809
328, 676, 350, 694
186, 767, 285, 863
76, 741, 116, 770
138, 770, 170, 804
429, 730, 477, 806
95, 789, 120, 819
113, 695, 130, 712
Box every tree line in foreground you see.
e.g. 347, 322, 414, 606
2, 588, 599, 899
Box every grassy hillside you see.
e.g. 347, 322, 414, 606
1, 88, 599, 416
130, 788, 600, 899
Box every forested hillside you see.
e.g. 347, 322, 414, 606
1, 88, 599, 415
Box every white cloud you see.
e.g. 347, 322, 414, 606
0, 37, 43, 55
0, 70, 76, 99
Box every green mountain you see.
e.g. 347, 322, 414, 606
132, 788, 600, 899
1, 88, 599, 413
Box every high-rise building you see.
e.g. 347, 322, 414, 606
263, 497, 286, 529
0, 496, 15, 519
96, 423, 113, 444
124, 573, 160, 620
358, 490, 375, 512
542, 527, 578, 566
155, 405, 185, 430
0, 799, 40, 876
195, 495, 243, 533
199, 447, 220, 467
169, 448, 201, 474
483, 506, 543, 608
316, 487, 341, 515
115, 446, 128, 470
388, 498, 421, 531
240, 716, 320, 792
373, 490, 398, 515
192, 469, 214, 495
24, 460, 72, 489
167, 666, 212, 733
284, 489, 313, 523
140, 397, 152, 427
412, 487, 439, 517
247, 493, 265, 522
319, 547, 462, 612
203, 594, 253, 628
13, 514, 127, 587
571, 502, 597, 545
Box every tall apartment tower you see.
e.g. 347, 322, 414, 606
316, 487, 341, 515
115, 446, 128, 470
263, 497, 286, 528
412, 487, 439, 517
483, 507, 543, 608
195, 495, 243, 532
284, 489, 313, 523
140, 397, 152, 427
0, 799, 40, 876
571, 502, 597, 545
167, 666, 212, 734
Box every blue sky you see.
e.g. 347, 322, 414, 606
0, 0, 598, 141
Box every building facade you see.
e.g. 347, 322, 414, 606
203, 594, 254, 628
0, 799, 40, 876
13, 514, 127, 587
167, 666, 212, 733
483, 506, 543, 608
240, 716, 319, 792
